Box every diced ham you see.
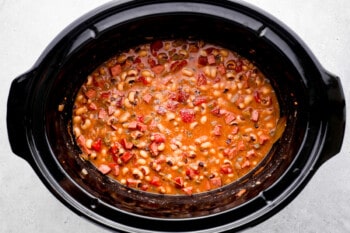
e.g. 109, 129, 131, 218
207, 54, 216, 65
231, 125, 239, 135
150, 176, 161, 187
166, 100, 179, 111
213, 125, 222, 136
112, 165, 120, 176
197, 56, 208, 66
218, 63, 226, 75
150, 142, 159, 156
150, 40, 163, 55
110, 64, 122, 76
143, 93, 153, 103
237, 140, 246, 151
115, 96, 124, 108
98, 108, 108, 119
223, 147, 237, 159
89, 102, 98, 110
241, 160, 251, 168
98, 164, 111, 174
251, 109, 259, 122
137, 122, 148, 132
126, 178, 140, 188
211, 106, 221, 117
197, 73, 207, 86
85, 89, 96, 99
246, 149, 255, 159
259, 134, 270, 145
177, 88, 189, 103
151, 64, 165, 74
220, 164, 233, 174
127, 121, 138, 129
156, 105, 167, 115
182, 186, 193, 195
210, 177, 222, 188
108, 105, 116, 115
76, 135, 91, 154
225, 113, 236, 125
100, 91, 111, 99
179, 109, 196, 123
151, 133, 166, 143
193, 96, 207, 106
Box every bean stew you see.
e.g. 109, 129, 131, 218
71, 39, 284, 195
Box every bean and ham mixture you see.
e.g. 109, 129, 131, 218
72, 39, 282, 195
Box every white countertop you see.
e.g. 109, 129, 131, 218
1, 0, 349, 232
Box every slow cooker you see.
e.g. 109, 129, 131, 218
7, 0, 346, 232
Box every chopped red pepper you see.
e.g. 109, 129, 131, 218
138, 76, 150, 85
174, 177, 184, 188
120, 151, 134, 163
150, 176, 161, 187
150, 40, 163, 55
91, 138, 102, 151
120, 138, 133, 150
137, 122, 148, 132
220, 164, 233, 174
109, 142, 120, 155
197, 56, 208, 66
151, 133, 166, 143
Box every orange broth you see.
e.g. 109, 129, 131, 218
72, 39, 281, 195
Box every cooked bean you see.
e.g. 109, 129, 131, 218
139, 150, 149, 158
140, 166, 150, 175
119, 112, 131, 122
200, 141, 212, 149
181, 68, 194, 77
132, 168, 144, 180
81, 119, 91, 130
75, 106, 87, 115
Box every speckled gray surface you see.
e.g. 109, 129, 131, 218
1, 0, 349, 232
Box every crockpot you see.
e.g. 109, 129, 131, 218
7, 0, 346, 232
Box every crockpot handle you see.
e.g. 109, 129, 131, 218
316, 71, 346, 168
7, 71, 34, 164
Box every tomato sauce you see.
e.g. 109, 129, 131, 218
72, 39, 281, 195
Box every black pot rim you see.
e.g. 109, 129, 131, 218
7, 0, 346, 232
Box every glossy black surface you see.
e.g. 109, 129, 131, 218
7, 0, 345, 232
